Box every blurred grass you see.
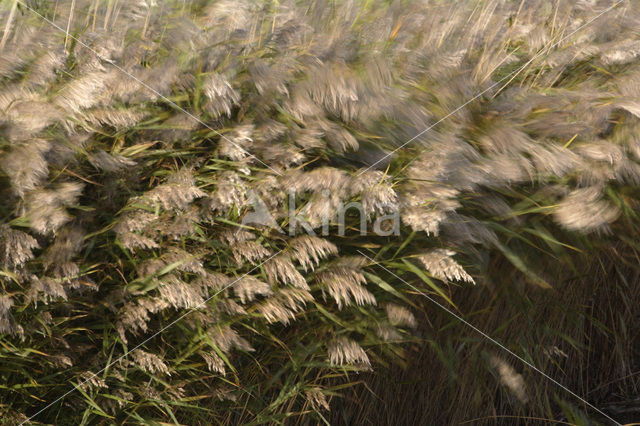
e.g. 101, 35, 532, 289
1, 0, 640, 425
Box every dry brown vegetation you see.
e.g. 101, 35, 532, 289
0, 0, 639, 424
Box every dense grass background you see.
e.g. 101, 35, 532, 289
333, 244, 640, 424
0, 0, 639, 424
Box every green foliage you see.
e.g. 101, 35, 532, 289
0, 0, 639, 424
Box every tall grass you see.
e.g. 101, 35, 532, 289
335, 241, 640, 424
0, 0, 639, 424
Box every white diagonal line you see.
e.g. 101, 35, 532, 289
21, 250, 283, 424
16, 0, 282, 176
356, 250, 622, 426
357, 0, 625, 176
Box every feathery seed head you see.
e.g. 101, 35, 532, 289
417, 249, 474, 283
327, 337, 371, 369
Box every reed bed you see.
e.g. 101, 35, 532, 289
0, 0, 639, 424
